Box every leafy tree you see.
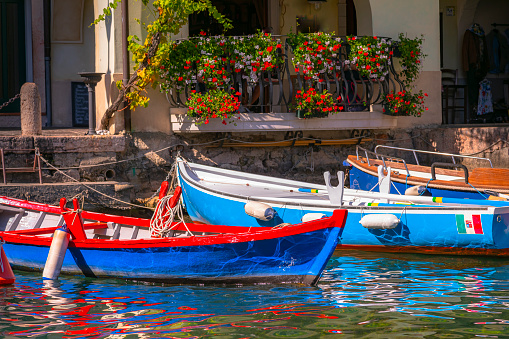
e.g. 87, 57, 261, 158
94, 0, 232, 130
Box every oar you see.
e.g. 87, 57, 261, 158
431, 197, 509, 207
298, 187, 509, 208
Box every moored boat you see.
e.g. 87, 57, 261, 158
176, 157, 509, 256
347, 145, 509, 200
0, 193, 348, 286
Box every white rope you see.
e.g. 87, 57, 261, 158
150, 195, 179, 237
149, 194, 193, 238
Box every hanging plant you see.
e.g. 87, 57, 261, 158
396, 33, 426, 86
158, 39, 200, 93
346, 36, 392, 81
383, 33, 427, 117
287, 31, 342, 83
229, 31, 282, 83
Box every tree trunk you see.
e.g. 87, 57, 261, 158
100, 32, 162, 130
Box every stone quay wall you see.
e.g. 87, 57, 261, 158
1, 125, 508, 210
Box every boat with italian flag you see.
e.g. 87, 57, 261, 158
176, 157, 509, 256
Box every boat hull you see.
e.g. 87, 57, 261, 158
3, 226, 341, 285
177, 160, 509, 256
0, 196, 347, 285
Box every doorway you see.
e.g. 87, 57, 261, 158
0, 0, 26, 113
189, 0, 269, 36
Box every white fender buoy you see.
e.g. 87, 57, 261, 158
43, 225, 70, 280
301, 213, 326, 222
0, 237, 15, 285
405, 185, 432, 196
359, 214, 400, 229
244, 201, 275, 221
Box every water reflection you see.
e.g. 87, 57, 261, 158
0, 251, 507, 337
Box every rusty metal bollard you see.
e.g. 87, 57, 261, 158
20, 83, 42, 136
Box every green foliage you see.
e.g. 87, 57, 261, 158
383, 34, 427, 117
229, 31, 282, 83
93, 0, 120, 25
93, 0, 233, 110
155, 31, 282, 124
396, 33, 426, 86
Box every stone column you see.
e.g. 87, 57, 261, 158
78, 72, 104, 135
20, 83, 42, 136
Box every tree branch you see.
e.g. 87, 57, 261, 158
100, 31, 162, 130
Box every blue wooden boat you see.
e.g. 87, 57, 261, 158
176, 157, 509, 256
0, 195, 347, 285
347, 145, 509, 200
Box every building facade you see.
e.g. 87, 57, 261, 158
1, 0, 507, 133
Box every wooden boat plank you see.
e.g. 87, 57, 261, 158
33, 211, 46, 229
9, 222, 108, 236
348, 156, 467, 178
6, 209, 25, 231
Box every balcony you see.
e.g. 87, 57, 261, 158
164, 35, 405, 133
170, 107, 396, 133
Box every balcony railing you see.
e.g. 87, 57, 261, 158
164, 35, 405, 115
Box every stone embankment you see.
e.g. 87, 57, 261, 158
1, 125, 508, 213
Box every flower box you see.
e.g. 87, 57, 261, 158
169, 107, 397, 133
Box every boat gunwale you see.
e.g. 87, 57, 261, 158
1, 211, 347, 249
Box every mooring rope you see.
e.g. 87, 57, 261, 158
38, 154, 154, 210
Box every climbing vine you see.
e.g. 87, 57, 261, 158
94, 0, 232, 129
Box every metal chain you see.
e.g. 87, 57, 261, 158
0, 93, 21, 111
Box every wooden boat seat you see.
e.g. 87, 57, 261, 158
92, 222, 121, 240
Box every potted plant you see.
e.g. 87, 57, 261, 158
293, 88, 343, 118
187, 89, 241, 125
383, 90, 428, 116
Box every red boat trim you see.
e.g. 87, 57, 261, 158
336, 244, 509, 257
0, 196, 150, 227
1, 210, 348, 250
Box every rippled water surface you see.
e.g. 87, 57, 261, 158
1, 250, 508, 338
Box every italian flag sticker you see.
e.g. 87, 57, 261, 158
456, 214, 483, 234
